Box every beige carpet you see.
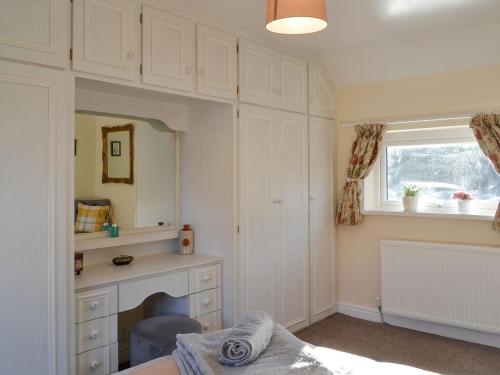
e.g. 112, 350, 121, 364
296, 314, 500, 375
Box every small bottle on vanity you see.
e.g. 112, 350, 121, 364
179, 224, 194, 255
110, 223, 120, 238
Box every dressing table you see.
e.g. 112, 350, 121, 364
74, 253, 223, 375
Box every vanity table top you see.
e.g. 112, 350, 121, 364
75, 253, 223, 291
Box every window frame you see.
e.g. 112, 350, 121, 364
365, 125, 498, 216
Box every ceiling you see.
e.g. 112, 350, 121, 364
187, 0, 500, 86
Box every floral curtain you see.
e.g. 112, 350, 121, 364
470, 113, 500, 232
336, 124, 387, 225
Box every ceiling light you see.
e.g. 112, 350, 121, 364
266, 0, 328, 35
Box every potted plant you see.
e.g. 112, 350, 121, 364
402, 184, 422, 212
453, 192, 473, 214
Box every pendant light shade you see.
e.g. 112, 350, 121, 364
266, 0, 328, 35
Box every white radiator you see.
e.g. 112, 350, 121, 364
381, 240, 500, 334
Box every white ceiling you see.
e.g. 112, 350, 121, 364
188, 0, 500, 86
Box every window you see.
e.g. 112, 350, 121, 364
365, 124, 500, 216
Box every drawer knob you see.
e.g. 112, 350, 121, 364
90, 360, 101, 370
203, 299, 211, 306
202, 324, 210, 331
202, 275, 211, 282
89, 330, 99, 339
89, 301, 99, 310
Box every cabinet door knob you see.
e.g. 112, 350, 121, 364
89, 300, 99, 310
202, 275, 211, 282
202, 299, 211, 306
89, 330, 99, 339
185, 66, 192, 75
198, 69, 205, 78
90, 360, 101, 369
127, 50, 135, 61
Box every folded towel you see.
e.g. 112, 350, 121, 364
173, 323, 337, 375
219, 311, 273, 366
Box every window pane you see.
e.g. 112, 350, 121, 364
386, 142, 500, 203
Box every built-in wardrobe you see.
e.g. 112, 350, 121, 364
0, 0, 335, 373
237, 41, 336, 332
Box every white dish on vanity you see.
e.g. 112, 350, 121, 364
74, 253, 223, 375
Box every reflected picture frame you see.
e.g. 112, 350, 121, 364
102, 124, 134, 184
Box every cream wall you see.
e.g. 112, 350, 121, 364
75, 113, 97, 197
335, 64, 500, 310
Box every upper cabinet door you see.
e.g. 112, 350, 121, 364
196, 24, 237, 100
73, 0, 136, 80
0, 0, 68, 68
142, 5, 194, 92
239, 39, 278, 108
278, 54, 307, 113
309, 63, 334, 119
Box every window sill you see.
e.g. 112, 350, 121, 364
362, 208, 494, 221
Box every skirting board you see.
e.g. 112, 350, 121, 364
337, 302, 500, 348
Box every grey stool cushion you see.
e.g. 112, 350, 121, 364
130, 315, 202, 367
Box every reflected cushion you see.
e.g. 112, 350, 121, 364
74, 202, 110, 233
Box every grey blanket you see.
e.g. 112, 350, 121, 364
218, 311, 273, 366
173, 323, 337, 375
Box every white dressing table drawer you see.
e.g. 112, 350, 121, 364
76, 286, 117, 323
198, 310, 222, 333
119, 271, 189, 312
76, 346, 109, 375
189, 287, 221, 317
76, 315, 117, 354
189, 264, 221, 293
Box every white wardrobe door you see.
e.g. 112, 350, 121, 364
0, 61, 69, 374
309, 63, 334, 119
196, 24, 237, 100
238, 105, 282, 323
309, 116, 336, 323
280, 112, 309, 331
238, 39, 278, 107
73, 0, 136, 80
142, 5, 194, 92
278, 55, 307, 113
0, 0, 68, 68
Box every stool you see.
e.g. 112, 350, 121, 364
130, 315, 202, 367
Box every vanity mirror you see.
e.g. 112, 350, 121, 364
74, 112, 178, 234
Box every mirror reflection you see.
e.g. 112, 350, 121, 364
74, 112, 177, 233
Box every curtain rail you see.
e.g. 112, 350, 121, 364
341, 115, 474, 128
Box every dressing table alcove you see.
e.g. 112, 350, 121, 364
73, 79, 233, 375
74, 252, 223, 375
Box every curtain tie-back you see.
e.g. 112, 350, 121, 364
346, 178, 363, 183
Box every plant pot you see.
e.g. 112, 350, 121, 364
457, 199, 471, 214
402, 196, 419, 212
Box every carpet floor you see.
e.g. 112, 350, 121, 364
295, 314, 500, 375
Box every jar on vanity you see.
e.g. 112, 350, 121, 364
179, 225, 194, 255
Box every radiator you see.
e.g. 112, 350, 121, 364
381, 240, 500, 334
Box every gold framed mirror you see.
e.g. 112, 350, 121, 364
102, 124, 134, 184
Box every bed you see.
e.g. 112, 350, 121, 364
118, 351, 436, 375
